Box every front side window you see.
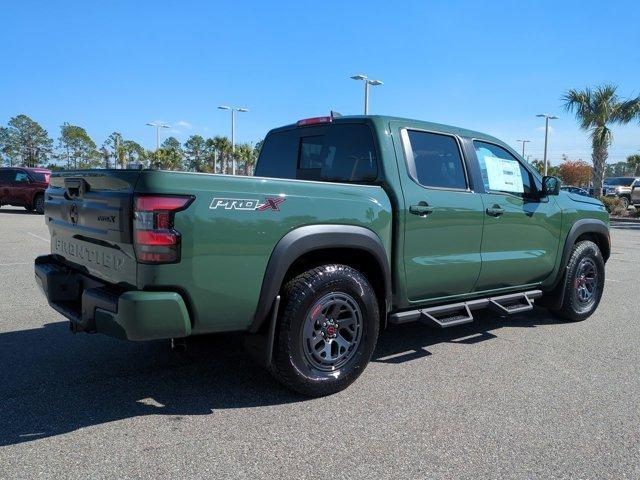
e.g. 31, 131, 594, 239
474, 141, 533, 196
406, 130, 467, 189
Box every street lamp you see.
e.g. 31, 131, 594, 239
536, 114, 558, 176
350, 74, 383, 115
218, 105, 248, 175
146, 122, 170, 151
516, 139, 531, 159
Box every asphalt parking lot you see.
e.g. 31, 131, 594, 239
0, 206, 638, 479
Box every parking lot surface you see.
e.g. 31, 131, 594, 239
0, 206, 639, 479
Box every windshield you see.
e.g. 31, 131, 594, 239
604, 177, 634, 186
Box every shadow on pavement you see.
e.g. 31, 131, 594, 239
0, 307, 560, 446
0, 207, 37, 215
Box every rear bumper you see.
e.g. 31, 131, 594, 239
34, 255, 191, 341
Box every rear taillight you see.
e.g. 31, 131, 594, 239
133, 195, 193, 264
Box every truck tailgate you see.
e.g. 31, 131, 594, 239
45, 170, 140, 287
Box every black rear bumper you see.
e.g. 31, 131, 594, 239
35, 255, 192, 341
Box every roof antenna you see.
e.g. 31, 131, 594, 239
330, 111, 342, 118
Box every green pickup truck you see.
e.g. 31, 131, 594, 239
35, 114, 610, 396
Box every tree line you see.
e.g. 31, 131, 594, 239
529, 154, 640, 188
0, 114, 262, 174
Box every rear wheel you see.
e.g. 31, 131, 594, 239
270, 264, 379, 397
34, 194, 45, 214
549, 240, 605, 322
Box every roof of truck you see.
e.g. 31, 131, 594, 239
270, 114, 506, 146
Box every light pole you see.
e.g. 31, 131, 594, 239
536, 114, 558, 176
350, 74, 383, 114
218, 105, 248, 175
146, 122, 170, 151
516, 139, 530, 159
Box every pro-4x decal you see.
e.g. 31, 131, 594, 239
209, 196, 285, 212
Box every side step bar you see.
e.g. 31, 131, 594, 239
389, 290, 543, 328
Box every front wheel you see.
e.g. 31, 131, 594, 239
549, 240, 605, 322
270, 264, 379, 397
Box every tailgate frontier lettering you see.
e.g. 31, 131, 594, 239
54, 238, 125, 271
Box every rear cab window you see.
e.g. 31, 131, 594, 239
255, 122, 378, 183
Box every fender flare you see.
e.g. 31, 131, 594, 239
557, 218, 610, 281
541, 218, 610, 309
248, 224, 391, 334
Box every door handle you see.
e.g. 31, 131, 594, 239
409, 203, 434, 217
485, 205, 504, 217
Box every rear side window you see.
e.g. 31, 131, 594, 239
30, 171, 50, 182
255, 123, 378, 183
14, 171, 30, 183
405, 130, 467, 189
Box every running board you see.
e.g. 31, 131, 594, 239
389, 290, 543, 328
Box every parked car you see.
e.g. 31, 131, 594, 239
0, 167, 51, 214
35, 114, 610, 396
560, 186, 590, 197
601, 177, 640, 208
631, 179, 640, 208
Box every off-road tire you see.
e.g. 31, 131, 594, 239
549, 240, 605, 322
270, 264, 379, 397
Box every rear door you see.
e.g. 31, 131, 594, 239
394, 125, 485, 301
46, 171, 141, 286
472, 140, 562, 290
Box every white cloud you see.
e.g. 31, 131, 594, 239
535, 125, 554, 134
175, 120, 192, 128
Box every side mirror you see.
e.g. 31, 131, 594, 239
542, 176, 561, 196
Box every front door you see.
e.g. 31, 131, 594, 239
395, 126, 485, 302
472, 140, 562, 290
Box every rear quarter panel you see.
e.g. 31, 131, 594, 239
135, 171, 392, 333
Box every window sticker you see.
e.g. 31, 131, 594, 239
484, 155, 524, 193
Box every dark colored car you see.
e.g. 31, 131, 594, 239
0, 167, 51, 214
561, 186, 590, 197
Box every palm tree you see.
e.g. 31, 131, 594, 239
562, 85, 640, 197
211, 136, 232, 174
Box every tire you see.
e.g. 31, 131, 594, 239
618, 196, 630, 209
24, 205, 34, 212
549, 240, 605, 322
34, 194, 45, 214
270, 264, 379, 397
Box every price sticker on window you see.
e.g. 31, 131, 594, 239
484, 156, 524, 193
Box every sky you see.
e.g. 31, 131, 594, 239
1, 0, 639, 165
